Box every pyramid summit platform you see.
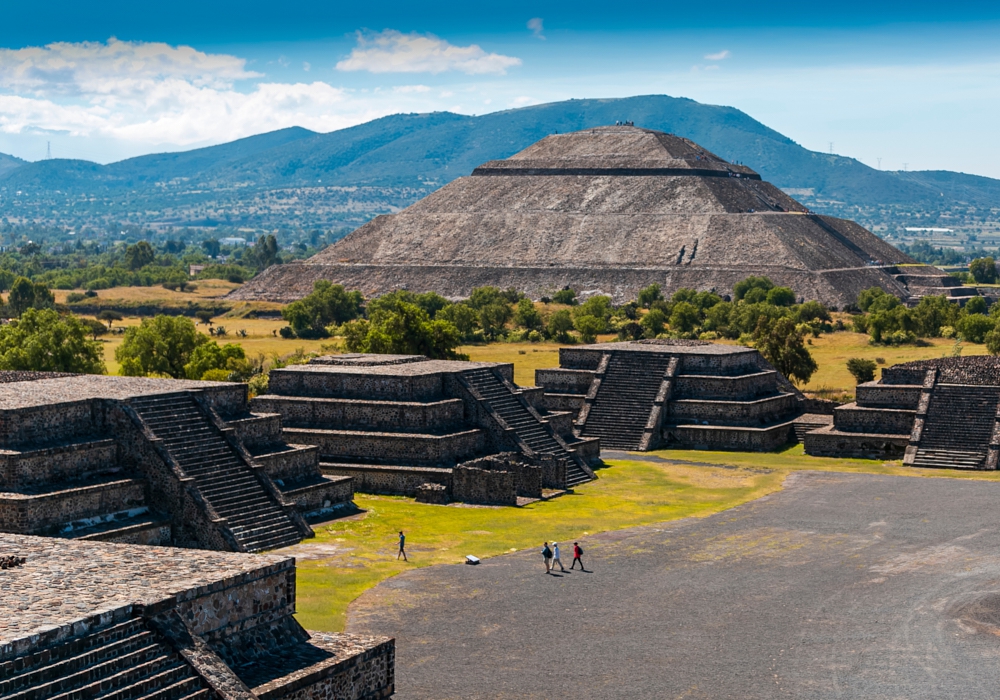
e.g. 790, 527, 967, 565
233, 125, 964, 307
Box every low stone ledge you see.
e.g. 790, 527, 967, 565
666, 420, 795, 452
285, 427, 484, 466
320, 463, 452, 497
803, 425, 909, 459
833, 404, 916, 435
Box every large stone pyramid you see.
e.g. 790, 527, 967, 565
233, 125, 963, 307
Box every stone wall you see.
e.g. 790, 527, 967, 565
833, 405, 915, 435
855, 383, 922, 409
283, 427, 484, 465
0, 478, 145, 534
0, 400, 97, 447
254, 445, 321, 482
269, 368, 445, 401
224, 413, 283, 448
668, 393, 799, 426
557, 346, 759, 376
460, 454, 542, 499
804, 427, 909, 459
667, 422, 793, 451
452, 464, 517, 505
672, 371, 777, 400
282, 476, 354, 517
0, 438, 118, 491
535, 368, 596, 395
252, 395, 465, 431
321, 464, 452, 496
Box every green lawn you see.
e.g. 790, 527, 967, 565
292, 444, 1000, 632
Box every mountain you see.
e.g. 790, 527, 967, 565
0, 152, 24, 178
0, 95, 996, 236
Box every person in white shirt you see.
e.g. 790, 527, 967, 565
551, 542, 566, 572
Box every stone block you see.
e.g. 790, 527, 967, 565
415, 482, 450, 504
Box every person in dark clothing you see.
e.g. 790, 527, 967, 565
571, 542, 585, 571
398, 531, 407, 561
542, 542, 553, 573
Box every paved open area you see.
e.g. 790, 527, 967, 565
348, 471, 1000, 698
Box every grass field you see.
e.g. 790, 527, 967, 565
294, 445, 1000, 632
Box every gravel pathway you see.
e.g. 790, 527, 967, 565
348, 471, 1000, 699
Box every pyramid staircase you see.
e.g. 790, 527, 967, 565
910, 384, 1000, 469
0, 617, 211, 700
130, 393, 303, 552
461, 367, 592, 487
578, 352, 677, 450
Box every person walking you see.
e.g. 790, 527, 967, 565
542, 542, 553, 573
397, 531, 407, 561
551, 542, 566, 572
571, 542, 585, 571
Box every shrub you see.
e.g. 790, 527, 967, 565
669, 302, 699, 333
752, 316, 817, 385
116, 315, 207, 378
66, 292, 86, 304
552, 288, 577, 305
574, 314, 605, 344
733, 276, 774, 302
766, 286, 796, 306
282, 280, 363, 338
956, 313, 994, 343
546, 309, 574, 342
846, 358, 877, 384
637, 283, 663, 308
279, 326, 295, 338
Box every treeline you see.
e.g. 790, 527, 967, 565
850, 288, 1000, 349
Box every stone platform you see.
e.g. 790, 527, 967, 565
536, 339, 803, 451
254, 354, 598, 502
0, 373, 354, 553
0, 533, 393, 698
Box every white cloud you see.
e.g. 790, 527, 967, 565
0, 38, 258, 96
303, 62, 311, 72
528, 18, 545, 40
510, 96, 537, 108
335, 30, 521, 75
704, 50, 730, 61
393, 84, 431, 93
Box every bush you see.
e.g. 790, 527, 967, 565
66, 292, 86, 303
766, 286, 796, 306
282, 280, 363, 338
637, 283, 663, 308
846, 358, 877, 384
552, 288, 578, 305
279, 326, 295, 338
116, 315, 207, 378
343, 299, 466, 359
546, 309, 574, 342
574, 314, 605, 344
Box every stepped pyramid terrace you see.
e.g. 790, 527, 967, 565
0, 373, 351, 552
0, 533, 394, 699
252, 354, 598, 504
535, 339, 807, 452
233, 125, 971, 308
804, 356, 1000, 469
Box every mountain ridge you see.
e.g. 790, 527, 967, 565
0, 95, 996, 234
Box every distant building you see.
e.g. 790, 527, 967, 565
219, 236, 247, 246
188, 264, 206, 276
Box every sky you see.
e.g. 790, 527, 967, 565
1, 1, 999, 176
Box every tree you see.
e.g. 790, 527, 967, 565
546, 309, 575, 342
194, 310, 214, 326
202, 239, 221, 258
183, 342, 246, 380
733, 276, 774, 302
574, 295, 613, 324
637, 283, 663, 308
766, 286, 796, 306
640, 308, 666, 337
248, 234, 279, 271
956, 313, 994, 343
478, 302, 513, 340
513, 298, 543, 331
282, 280, 364, 338
752, 316, 817, 385
98, 310, 124, 330
468, 286, 508, 310
342, 300, 466, 359
964, 296, 988, 315
969, 257, 998, 284
669, 301, 700, 334
116, 315, 207, 378
437, 303, 478, 340
8, 277, 53, 316
574, 314, 605, 343
0, 309, 105, 374
124, 241, 156, 270
81, 318, 108, 340
846, 358, 877, 384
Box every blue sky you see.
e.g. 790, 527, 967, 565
1, 1, 999, 176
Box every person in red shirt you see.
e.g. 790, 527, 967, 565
571, 542, 585, 571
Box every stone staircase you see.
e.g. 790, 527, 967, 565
579, 352, 676, 450
0, 617, 211, 700
792, 414, 833, 443
912, 384, 1000, 469
461, 367, 592, 487
130, 393, 302, 552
